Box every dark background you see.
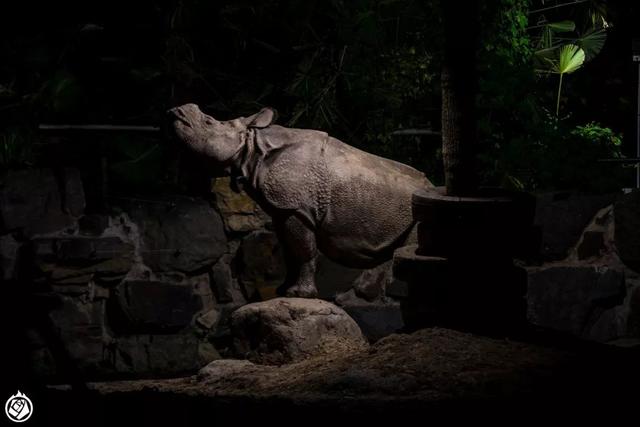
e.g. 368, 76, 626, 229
2, 2, 640, 422
1, 0, 639, 202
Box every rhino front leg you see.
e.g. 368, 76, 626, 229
274, 214, 319, 298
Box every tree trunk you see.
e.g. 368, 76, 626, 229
441, 0, 479, 196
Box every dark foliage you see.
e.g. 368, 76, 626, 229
0, 0, 637, 195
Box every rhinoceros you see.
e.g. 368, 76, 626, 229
168, 104, 433, 297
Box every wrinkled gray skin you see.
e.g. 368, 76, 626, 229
169, 104, 433, 297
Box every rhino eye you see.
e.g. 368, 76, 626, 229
205, 118, 214, 125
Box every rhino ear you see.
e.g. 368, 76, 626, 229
244, 107, 277, 128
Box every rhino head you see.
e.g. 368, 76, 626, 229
168, 103, 277, 164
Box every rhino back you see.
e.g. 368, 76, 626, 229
318, 137, 431, 266
252, 130, 432, 266
327, 137, 428, 183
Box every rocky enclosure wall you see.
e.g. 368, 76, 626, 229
2, 169, 640, 381
527, 191, 640, 343
1, 168, 400, 381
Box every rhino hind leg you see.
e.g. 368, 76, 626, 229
274, 214, 319, 298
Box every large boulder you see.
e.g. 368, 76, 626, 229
535, 192, 614, 260
125, 197, 227, 273
0, 168, 85, 236
231, 298, 367, 365
527, 266, 626, 341
614, 190, 640, 272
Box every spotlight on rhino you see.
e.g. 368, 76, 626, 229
168, 104, 433, 297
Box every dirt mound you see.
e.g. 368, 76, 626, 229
44, 327, 640, 423
89, 328, 569, 401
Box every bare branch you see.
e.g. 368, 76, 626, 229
528, 0, 589, 15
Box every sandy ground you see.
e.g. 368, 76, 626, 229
87, 328, 568, 399
40, 327, 639, 424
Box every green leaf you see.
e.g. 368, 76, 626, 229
547, 20, 576, 32
536, 44, 585, 76
557, 44, 585, 74
575, 27, 607, 61
540, 26, 554, 50
534, 46, 559, 63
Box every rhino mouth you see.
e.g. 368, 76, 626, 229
173, 117, 192, 128
167, 108, 194, 129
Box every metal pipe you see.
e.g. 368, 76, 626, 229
39, 124, 160, 132
391, 129, 441, 136
636, 62, 640, 187
598, 158, 640, 163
